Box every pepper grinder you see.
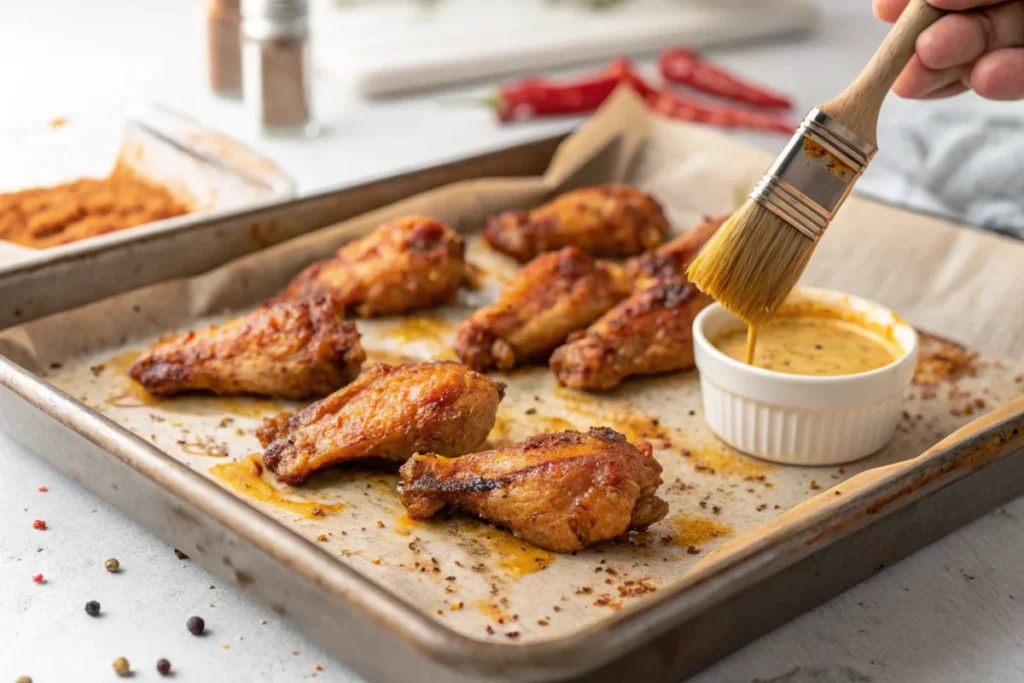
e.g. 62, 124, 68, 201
241, 0, 318, 137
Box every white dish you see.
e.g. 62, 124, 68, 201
692, 287, 919, 466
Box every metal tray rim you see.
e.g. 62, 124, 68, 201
2, 347, 1020, 679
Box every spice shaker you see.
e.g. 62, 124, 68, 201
241, 0, 317, 136
206, 0, 243, 96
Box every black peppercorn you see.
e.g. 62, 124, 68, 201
156, 658, 171, 675
187, 615, 205, 635
85, 600, 101, 617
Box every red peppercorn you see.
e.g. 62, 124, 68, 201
156, 659, 171, 675
38, 486, 48, 492
32, 519, 47, 530
32, 573, 44, 583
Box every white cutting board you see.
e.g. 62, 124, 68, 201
318, 0, 818, 97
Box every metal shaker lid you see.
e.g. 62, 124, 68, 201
242, 0, 309, 39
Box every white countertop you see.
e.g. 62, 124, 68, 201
3, 1, 1024, 681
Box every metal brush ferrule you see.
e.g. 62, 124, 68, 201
750, 108, 877, 240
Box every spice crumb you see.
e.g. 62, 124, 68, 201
809, 480, 820, 490
259, 619, 267, 625
32, 573, 44, 584
37, 486, 48, 492
219, 642, 229, 649
32, 519, 47, 530
314, 664, 323, 671
104, 558, 120, 573
174, 549, 189, 560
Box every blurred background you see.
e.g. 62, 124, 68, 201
1, 0, 1022, 234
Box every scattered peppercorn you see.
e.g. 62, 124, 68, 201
112, 657, 130, 676
38, 486, 48, 492
187, 615, 206, 635
16, 676, 31, 683
173, 549, 189, 560
85, 600, 101, 617
32, 573, 44, 584
104, 558, 120, 573
156, 658, 171, 675
32, 519, 46, 530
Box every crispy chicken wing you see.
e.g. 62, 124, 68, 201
485, 185, 670, 263
550, 279, 711, 391
625, 215, 725, 285
259, 361, 504, 485
129, 295, 365, 399
454, 246, 630, 371
279, 216, 465, 317
398, 427, 668, 553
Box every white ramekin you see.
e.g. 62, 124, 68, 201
692, 287, 919, 466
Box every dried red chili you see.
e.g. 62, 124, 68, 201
495, 74, 620, 122
602, 57, 656, 99
657, 48, 792, 109
645, 89, 795, 134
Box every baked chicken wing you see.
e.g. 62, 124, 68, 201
259, 361, 504, 485
129, 295, 365, 400
626, 215, 724, 285
279, 216, 465, 317
550, 279, 711, 391
454, 246, 630, 371
398, 427, 668, 553
485, 185, 670, 263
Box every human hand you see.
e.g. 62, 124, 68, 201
874, 0, 1024, 99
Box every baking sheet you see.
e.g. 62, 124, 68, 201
2, 90, 1023, 648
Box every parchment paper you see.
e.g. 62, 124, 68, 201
2, 90, 1023, 646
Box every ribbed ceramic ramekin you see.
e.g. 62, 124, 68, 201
692, 288, 919, 466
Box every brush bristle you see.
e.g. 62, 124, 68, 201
686, 198, 816, 324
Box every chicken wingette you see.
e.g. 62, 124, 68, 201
398, 427, 668, 553
454, 246, 630, 371
259, 361, 504, 485
625, 215, 724, 285
129, 295, 365, 399
550, 280, 711, 391
485, 185, 670, 263
279, 216, 465, 317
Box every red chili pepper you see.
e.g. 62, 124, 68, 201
658, 48, 793, 109
601, 57, 656, 99
645, 89, 795, 135
496, 74, 620, 122
32, 519, 47, 530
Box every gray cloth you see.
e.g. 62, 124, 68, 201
856, 98, 1024, 240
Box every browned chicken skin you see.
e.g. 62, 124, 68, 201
625, 215, 725, 285
485, 185, 670, 263
550, 280, 711, 391
129, 295, 365, 400
398, 427, 668, 553
454, 246, 631, 371
279, 216, 465, 317
259, 362, 505, 485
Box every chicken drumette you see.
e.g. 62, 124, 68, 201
485, 185, 670, 263
279, 216, 465, 317
454, 246, 631, 371
398, 427, 668, 553
550, 280, 711, 391
259, 361, 504, 485
129, 295, 365, 400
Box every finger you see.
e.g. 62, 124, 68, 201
927, 0, 1013, 10
970, 47, 1024, 98
917, 2, 1024, 69
874, 0, 910, 23
892, 55, 972, 97
918, 81, 971, 98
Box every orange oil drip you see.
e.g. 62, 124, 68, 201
210, 454, 344, 519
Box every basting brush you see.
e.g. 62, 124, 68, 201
687, 0, 945, 324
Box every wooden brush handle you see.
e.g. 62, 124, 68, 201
820, 0, 944, 146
